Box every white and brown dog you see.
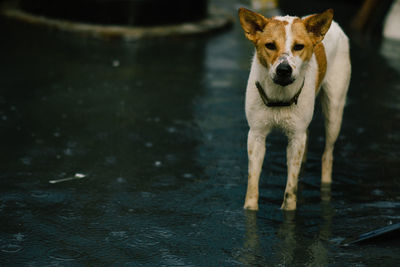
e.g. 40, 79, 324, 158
238, 8, 351, 210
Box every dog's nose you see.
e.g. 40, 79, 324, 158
276, 62, 292, 77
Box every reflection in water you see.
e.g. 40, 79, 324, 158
305, 184, 334, 266
239, 210, 262, 266
240, 185, 334, 265
320, 183, 334, 241
277, 211, 296, 265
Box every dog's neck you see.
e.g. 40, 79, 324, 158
255, 79, 304, 107
253, 56, 307, 103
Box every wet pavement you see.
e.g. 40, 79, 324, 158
1, 0, 400, 266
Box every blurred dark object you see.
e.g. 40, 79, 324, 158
341, 222, 400, 246
19, 0, 208, 26
351, 0, 379, 31
279, 0, 362, 28
351, 0, 394, 36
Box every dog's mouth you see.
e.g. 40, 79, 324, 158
273, 76, 294, 86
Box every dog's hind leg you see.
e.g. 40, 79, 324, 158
320, 51, 351, 184
281, 131, 307, 210
244, 129, 269, 211
320, 94, 346, 184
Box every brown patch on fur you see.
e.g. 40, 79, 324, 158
291, 19, 314, 62
314, 42, 327, 93
271, 17, 288, 25
254, 19, 287, 68
238, 8, 288, 68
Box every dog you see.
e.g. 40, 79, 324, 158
238, 8, 351, 210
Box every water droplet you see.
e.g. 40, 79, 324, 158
371, 189, 384, 196
183, 173, 193, 179
154, 161, 162, 167
145, 142, 153, 148
116, 177, 126, 183
112, 60, 120, 67
64, 148, 73, 156
167, 127, 176, 133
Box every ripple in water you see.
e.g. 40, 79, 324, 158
48, 248, 83, 261
58, 209, 82, 221
31, 190, 49, 198
1, 244, 23, 253
105, 231, 128, 242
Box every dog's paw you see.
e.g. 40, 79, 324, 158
243, 202, 259, 211
321, 173, 332, 184
280, 200, 297, 211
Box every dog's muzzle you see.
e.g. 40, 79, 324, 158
273, 62, 294, 86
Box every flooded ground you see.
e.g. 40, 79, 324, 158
1, 0, 400, 266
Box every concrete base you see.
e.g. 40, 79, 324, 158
0, 2, 233, 41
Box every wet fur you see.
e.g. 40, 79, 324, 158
239, 8, 351, 210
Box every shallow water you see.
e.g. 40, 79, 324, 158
1, 1, 400, 266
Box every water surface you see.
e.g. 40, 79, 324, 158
1, 1, 400, 265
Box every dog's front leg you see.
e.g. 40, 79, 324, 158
281, 132, 307, 210
244, 129, 268, 211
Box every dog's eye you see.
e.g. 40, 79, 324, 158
265, 42, 276, 50
293, 44, 304, 51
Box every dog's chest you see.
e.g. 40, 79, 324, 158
246, 78, 316, 133
246, 97, 314, 134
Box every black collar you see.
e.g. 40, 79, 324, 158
255, 79, 305, 107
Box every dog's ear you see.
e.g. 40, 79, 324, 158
238, 8, 269, 43
303, 9, 334, 44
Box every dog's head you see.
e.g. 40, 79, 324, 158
239, 8, 333, 86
